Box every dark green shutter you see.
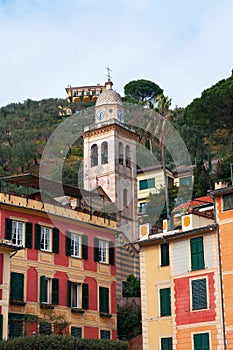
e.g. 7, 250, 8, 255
39, 322, 52, 335
0, 314, 3, 341
67, 280, 72, 307
65, 232, 71, 256
161, 337, 172, 350
82, 283, 89, 309
191, 237, 204, 270
161, 243, 169, 266
52, 278, 59, 305
94, 237, 99, 262
35, 224, 41, 250
109, 241, 115, 265
194, 333, 210, 350
82, 235, 88, 260
40, 275, 45, 303
10, 272, 24, 302
71, 326, 82, 338
160, 288, 171, 316
100, 330, 110, 339
52, 228, 59, 253
192, 279, 207, 310
5, 218, 12, 240
99, 287, 109, 313
25, 222, 32, 248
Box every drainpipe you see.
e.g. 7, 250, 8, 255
216, 221, 227, 349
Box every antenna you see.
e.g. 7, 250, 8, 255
105, 65, 112, 81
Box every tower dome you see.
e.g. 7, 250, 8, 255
95, 80, 123, 107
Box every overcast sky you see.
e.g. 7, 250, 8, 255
1, 0, 233, 108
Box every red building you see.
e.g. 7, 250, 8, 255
0, 174, 117, 340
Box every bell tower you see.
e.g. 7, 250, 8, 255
82, 80, 138, 242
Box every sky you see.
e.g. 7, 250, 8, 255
1, 0, 233, 108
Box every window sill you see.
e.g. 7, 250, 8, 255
10, 300, 26, 306
40, 303, 54, 309
71, 308, 85, 314
100, 312, 112, 318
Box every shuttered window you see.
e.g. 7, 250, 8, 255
160, 243, 169, 266
66, 232, 88, 260
39, 322, 52, 335
190, 237, 205, 271
35, 225, 59, 253
99, 287, 109, 313
5, 219, 32, 248
94, 238, 114, 265
161, 337, 172, 350
192, 278, 207, 310
40, 276, 59, 305
193, 333, 210, 350
71, 327, 82, 338
9, 320, 23, 338
160, 288, 171, 317
100, 330, 110, 339
10, 272, 24, 302
223, 193, 233, 211
67, 281, 88, 309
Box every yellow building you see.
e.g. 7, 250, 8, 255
65, 84, 105, 103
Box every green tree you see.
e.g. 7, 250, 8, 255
123, 274, 140, 297
117, 301, 141, 340
193, 160, 213, 198
124, 79, 163, 102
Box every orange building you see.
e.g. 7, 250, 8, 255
65, 84, 105, 103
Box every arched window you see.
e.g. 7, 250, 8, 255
119, 142, 124, 165
125, 145, 131, 168
91, 144, 98, 167
101, 142, 108, 164
123, 189, 128, 207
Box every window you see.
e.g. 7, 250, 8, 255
94, 238, 115, 265
190, 237, 204, 271
192, 278, 207, 310
35, 225, 59, 253
71, 327, 82, 338
160, 288, 171, 317
180, 176, 193, 186
39, 322, 52, 335
161, 337, 172, 350
99, 287, 109, 313
67, 281, 88, 309
91, 144, 98, 167
66, 232, 88, 259
101, 142, 108, 164
40, 276, 59, 305
9, 315, 24, 339
123, 189, 128, 207
5, 218, 32, 248
139, 178, 155, 190
10, 272, 24, 302
100, 330, 110, 339
125, 145, 131, 168
193, 333, 210, 350
223, 193, 233, 211
160, 243, 169, 266
119, 142, 124, 165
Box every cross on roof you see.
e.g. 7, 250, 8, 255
105, 65, 112, 81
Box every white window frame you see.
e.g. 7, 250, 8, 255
71, 233, 81, 258
71, 283, 81, 308
41, 226, 51, 252
190, 276, 209, 311
12, 220, 24, 246
99, 239, 108, 263
192, 331, 211, 350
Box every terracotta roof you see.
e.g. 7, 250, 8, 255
173, 195, 213, 213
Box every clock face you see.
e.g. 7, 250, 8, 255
96, 109, 105, 121
117, 109, 124, 121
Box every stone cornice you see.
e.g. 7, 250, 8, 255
82, 123, 139, 141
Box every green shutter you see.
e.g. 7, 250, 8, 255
71, 326, 82, 338
25, 222, 32, 248
65, 232, 71, 256
161, 337, 172, 350
191, 237, 204, 270
5, 218, 12, 240
9, 320, 23, 338
52, 278, 59, 305
99, 287, 109, 313
0, 314, 3, 341
82, 235, 88, 260
109, 241, 115, 265
52, 228, 59, 253
40, 275, 45, 303
194, 333, 210, 350
161, 243, 169, 266
192, 279, 207, 310
35, 224, 41, 250
94, 238, 99, 262
100, 330, 110, 339
39, 322, 52, 335
160, 288, 171, 317
10, 272, 24, 302
82, 283, 89, 309
67, 281, 72, 307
